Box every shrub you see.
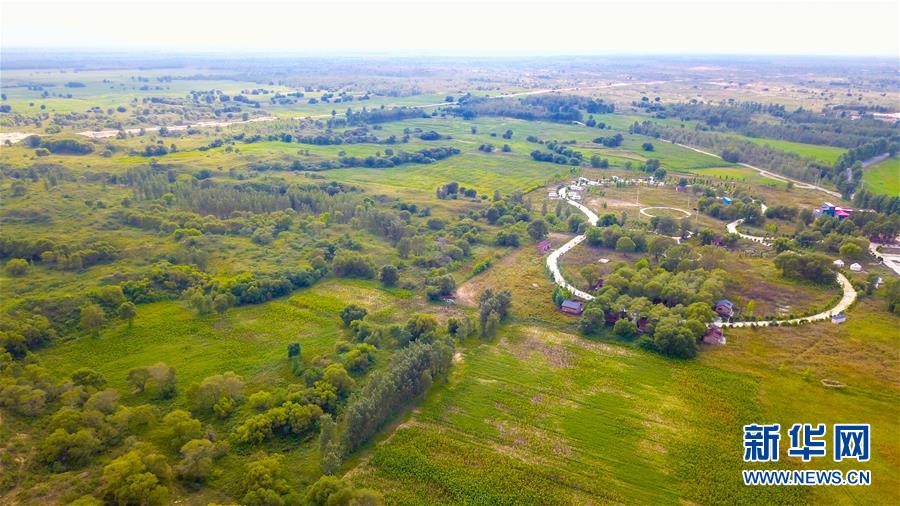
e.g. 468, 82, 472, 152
5, 258, 28, 276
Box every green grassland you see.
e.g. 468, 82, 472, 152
861, 156, 900, 196
726, 135, 847, 165
688, 166, 788, 188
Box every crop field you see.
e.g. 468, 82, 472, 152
862, 156, 900, 196
349, 323, 807, 505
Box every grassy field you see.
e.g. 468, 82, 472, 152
737, 136, 847, 165
861, 156, 900, 196
688, 166, 788, 189
348, 293, 898, 505
349, 323, 810, 504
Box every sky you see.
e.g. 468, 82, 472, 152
1, 0, 898, 57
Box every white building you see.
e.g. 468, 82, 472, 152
833, 259, 845, 268
850, 263, 862, 272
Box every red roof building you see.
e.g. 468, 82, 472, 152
537, 239, 552, 254
560, 299, 584, 315
702, 325, 726, 345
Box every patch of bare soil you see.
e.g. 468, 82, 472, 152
454, 249, 523, 307
501, 329, 576, 368
486, 419, 574, 461
590, 197, 640, 209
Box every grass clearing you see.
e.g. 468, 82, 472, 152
861, 156, 899, 196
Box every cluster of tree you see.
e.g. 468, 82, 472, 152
292, 128, 381, 145
590, 155, 610, 168
585, 224, 648, 253
436, 181, 478, 200
666, 101, 898, 148
477, 288, 512, 338
233, 401, 324, 444
578, 261, 726, 358
452, 95, 589, 122
24, 135, 94, 155
338, 146, 460, 169
630, 121, 829, 185
698, 194, 764, 224
327, 105, 427, 126
853, 190, 900, 215
773, 251, 836, 285
338, 338, 454, 456
593, 133, 624, 148
0, 236, 117, 271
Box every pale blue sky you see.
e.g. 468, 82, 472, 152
2, 0, 898, 56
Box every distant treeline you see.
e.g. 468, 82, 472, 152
631, 119, 897, 197
630, 121, 828, 184
451, 94, 613, 122
660, 101, 898, 149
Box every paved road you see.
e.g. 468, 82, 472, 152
546, 187, 856, 326
725, 203, 770, 245
720, 272, 856, 328
869, 241, 900, 277
546, 187, 598, 301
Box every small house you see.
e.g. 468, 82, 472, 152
850, 263, 862, 272
703, 325, 726, 345
722, 197, 732, 205
536, 239, 552, 254
833, 259, 845, 268
715, 299, 735, 318
831, 314, 847, 324
816, 202, 854, 220
560, 299, 584, 315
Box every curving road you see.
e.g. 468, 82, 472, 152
546, 187, 597, 301
725, 203, 770, 245
546, 186, 856, 326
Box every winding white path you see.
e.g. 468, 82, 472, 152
546, 187, 598, 301
546, 187, 857, 327
639, 206, 691, 218
725, 203, 771, 245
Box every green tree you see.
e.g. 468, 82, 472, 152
615, 236, 637, 253
613, 319, 638, 339
379, 264, 399, 286
71, 368, 107, 389
578, 307, 605, 335
242, 454, 291, 505
39, 428, 101, 471
176, 439, 226, 484
80, 303, 105, 337
118, 302, 137, 327
340, 304, 368, 326
5, 258, 28, 276
162, 410, 203, 450
526, 219, 549, 241
101, 445, 170, 506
